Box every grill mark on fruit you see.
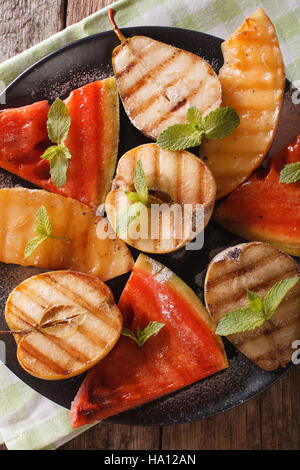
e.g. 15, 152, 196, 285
207, 268, 298, 311
40, 330, 91, 364
77, 323, 110, 350
10, 297, 91, 364
115, 62, 135, 80
121, 50, 181, 101
206, 252, 280, 287
19, 340, 69, 375
43, 274, 119, 329
149, 84, 207, 134
170, 98, 187, 113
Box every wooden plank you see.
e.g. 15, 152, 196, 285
161, 395, 262, 450
161, 368, 300, 450
66, 0, 112, 26
61, 423, 160, 450
0, 0, 65, 62
260, 367, 300, 450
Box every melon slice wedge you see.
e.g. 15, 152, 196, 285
0, 78, 119, 208
70, 254, 228, 428
201, 7, 285, 199
0, 188, 133, 281
214, 133, 300, 257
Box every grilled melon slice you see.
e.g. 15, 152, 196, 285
109, 10, 221, 140
201, 7, 285, 199
105, 143, 216, 253
214, 133, 300, 257
70, 254, 227, 427
204, 242, 300, 371
0, 78, 119, 208
5, 271, 122, 380
0, 188, 133, 281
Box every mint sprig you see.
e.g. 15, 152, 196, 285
116, 159, 149, 236
122, 321, 165, 348
40, 98, 71, 188
216, 277, 299, 336
157, 106, 240, 151
24, 206, 70, 258
279, 162, 300, 184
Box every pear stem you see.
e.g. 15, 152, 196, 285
108, 9, 127, 44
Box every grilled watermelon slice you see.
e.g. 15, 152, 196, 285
0, 78, 119, 208
214, 133, 300, 257
70, 254, 228, 428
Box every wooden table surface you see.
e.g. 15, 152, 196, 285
0, 0, 299, 451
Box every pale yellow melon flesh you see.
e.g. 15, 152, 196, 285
105, 143, 216, 253
201, 7, 285, 199
0, 188, 133, 281
204, 242, 300, 371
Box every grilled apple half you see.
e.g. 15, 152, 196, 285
0, 188, 133, 281
105, 143, 216, 253
201, 7, 285, 199
5, 271, 123, 380
204, 242, 300, 371
109, 9, 221, 140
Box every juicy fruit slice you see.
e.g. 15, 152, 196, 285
214, 133, 300, 257
0, 188, 133, 281
110, 13, 221, 140
204, 242, 300, 371
201, 7, 285, 199
105, 143, 216, 253
5, 271, 122, 380
70, 254, 228, 428
0, 78, 119, 208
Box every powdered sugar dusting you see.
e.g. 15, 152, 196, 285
31, 64, 113, 102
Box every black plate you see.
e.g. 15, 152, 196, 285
0, 27, 299, 426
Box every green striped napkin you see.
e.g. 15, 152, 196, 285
0, 0, 299, 451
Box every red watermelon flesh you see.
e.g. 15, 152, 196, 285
70, 254, 228, 428
214, 133, 300, 257
0, 78, 119, 208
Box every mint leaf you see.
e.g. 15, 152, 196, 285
216, 277, 299, 336
263, 277, 299, 320
187, 106, 202, 128
134, 159, 148, 205
24, 235, 48, 259
34, 205, 52, 237
216, 308, 265, 336
202, 106, 240, 140
136, 321, 165, 347
247, 290, 264, 314
115, 202, 145, 237
279, 162, 300, 184
122, 321, 165, 347
41, 144, 71, 188
47, 98, 71, 144
157, 123, 204, 150
124, 191, 143, 203
156, 106, 239, 151
24, 206, 69, 259
121, 328, 139, 344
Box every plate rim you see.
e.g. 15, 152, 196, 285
0, 26, 295, 426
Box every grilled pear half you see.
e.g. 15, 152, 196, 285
5, 271, 123, 380
0, 188, 133, 281
201, 7, 285, 199
105, 143, 216, 253
204, 242, 300, 371
109, 9, 221, 140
